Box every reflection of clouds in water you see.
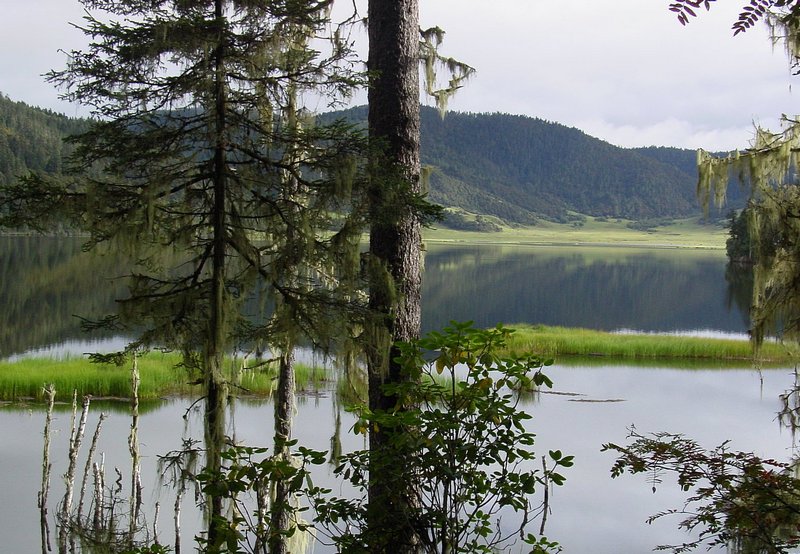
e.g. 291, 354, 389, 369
530, 365, 792, 553
5, 336, 131, 361
0, 364, 791, 552
614, 328, 750, 341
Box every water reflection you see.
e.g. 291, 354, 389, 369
2, 364, 793, 553
0, 236, 122, 357
0, 237, 773, 552
422, 244, 749, 334
0, 238, 751, 357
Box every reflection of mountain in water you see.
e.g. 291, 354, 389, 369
0, 236, 123, 357
0, 237, 751, 357
421, 244, 750, 335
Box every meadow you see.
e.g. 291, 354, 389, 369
424, 216, 728, 249
0, 351, 330, 402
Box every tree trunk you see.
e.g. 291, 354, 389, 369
367, 0, 422, 551
205, 0, 229, 548
268, 349, 295, 554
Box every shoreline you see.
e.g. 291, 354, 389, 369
3, 216, 729, 251
424, 238, 723, 250
422, 216, 728, 250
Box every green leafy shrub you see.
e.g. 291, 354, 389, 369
326, 322, 569, 553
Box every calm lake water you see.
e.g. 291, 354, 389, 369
0, 237, 749, 358
1, 236, 787, 553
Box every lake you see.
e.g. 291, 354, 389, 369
0, 238, 749, 358
1, 236, 786, 553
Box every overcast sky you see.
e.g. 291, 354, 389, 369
2, 0, 798, 151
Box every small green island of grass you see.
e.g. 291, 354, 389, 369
502, 324, 797, 365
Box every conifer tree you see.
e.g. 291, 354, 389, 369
0, 0, 368, 548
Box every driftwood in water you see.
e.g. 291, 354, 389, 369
78, 413, 107, 520
59, 392, 91, 553
128, 354, 142, 537
38, 384, 56, 554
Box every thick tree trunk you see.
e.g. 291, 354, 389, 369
367, 0, 422, 552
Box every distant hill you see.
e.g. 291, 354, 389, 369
0, 93, 88, 186
0, 95, 743, 224
630, 145, 747, 214
331, 106, 744, 224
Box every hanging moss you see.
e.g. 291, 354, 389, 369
418, 26, 475, 117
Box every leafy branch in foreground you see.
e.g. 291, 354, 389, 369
603, 428, 800, 553
326, 322, 568, 553
667, 0, 800, 36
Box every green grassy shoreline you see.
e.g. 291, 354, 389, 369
4, 216, 729, 250
503, 325, 797, 365
0, 222, 747, 402
2, 325, 793, 403
423, 216, 728, 250
0, 351, 331, 403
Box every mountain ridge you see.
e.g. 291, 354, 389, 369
0, 94, 742, 224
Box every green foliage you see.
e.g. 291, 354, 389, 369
668, 0, 800, 39
725, 205, 783, 265
0, 93, 88, 187
439, 209, 502, 232
325, 322, 567, 553
0, 0, 371, 365
193, 442, 329, 554
626, 217, 675, 232
123, 546, 172, 554
726, 208, 753, 263
696, 121, 800, 346
1, 95, 720, 230
604, 429, 800, 553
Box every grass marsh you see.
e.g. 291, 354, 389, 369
2, 325, 792, 404
503, 324, 798, 364
0, 351, 331, 402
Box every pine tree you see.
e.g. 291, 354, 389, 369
1, 1, 368, 548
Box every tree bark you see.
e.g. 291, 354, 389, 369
205, 0, 229, 548
268, 349, 295, 554
367, 0, 422, 552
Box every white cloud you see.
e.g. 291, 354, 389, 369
3, 0, 799, 150
573, 116, 760, 150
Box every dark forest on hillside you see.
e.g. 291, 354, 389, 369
1, 95, 742, 225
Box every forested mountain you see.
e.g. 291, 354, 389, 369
0, 93, 88, 186
333, 106, 743, 223
419, 108, 750, 222
1, 95, 740, 224
631, 145, 748, 212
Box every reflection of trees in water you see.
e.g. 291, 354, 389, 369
0, 236, 122, 357
422, 246, 750, 334
725, 262, 755, 331
2, 240, 754, 358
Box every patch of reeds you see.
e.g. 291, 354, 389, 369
502, 324, 799, 363
0, 352, 330, 402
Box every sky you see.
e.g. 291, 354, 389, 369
2, 0, 799, 151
